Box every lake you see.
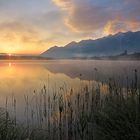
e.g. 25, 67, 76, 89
0, 60, 140, 122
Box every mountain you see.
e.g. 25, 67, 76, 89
41, 31, 140, 58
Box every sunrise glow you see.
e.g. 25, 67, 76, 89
8, 53, 11, 56
0, 1, 139, 139
8, 63, 11, 67
0, 0, 139, 54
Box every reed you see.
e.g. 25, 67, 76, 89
0, 69, 139, 140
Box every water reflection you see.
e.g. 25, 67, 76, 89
0, 60, 139, 122
0, 60, 139, 96
9, 62, 11, 67
44, 60, 140, 85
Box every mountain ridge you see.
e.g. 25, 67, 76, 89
41, 31, 140, 58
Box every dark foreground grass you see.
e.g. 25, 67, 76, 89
0, 71, 140, 140
93, 89, 140, 140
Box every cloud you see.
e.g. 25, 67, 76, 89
53, 0, 140, 35
0, 21, 38, 43
0, 0, 139, 54
65, 3, 113, 32
53, 0, 72, 7
104, 20, 140, 35
0, 21, 48, 53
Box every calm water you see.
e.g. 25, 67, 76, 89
0, 60, 139, 121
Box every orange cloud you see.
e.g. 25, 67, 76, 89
53, 0, 72, 7
53, 0, 140, 36
104, 20, 140, 35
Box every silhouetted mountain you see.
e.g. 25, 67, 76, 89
41, 31, 140, 58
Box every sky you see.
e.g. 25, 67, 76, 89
0, 0, 140, 54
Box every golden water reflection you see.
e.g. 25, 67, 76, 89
9, 62, 11, 67
0, 60, 139, 121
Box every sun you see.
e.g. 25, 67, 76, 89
8, 53, 12, 56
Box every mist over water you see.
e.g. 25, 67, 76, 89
0, 60, 139, 122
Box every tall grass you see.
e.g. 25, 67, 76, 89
0, 70, 139, 140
